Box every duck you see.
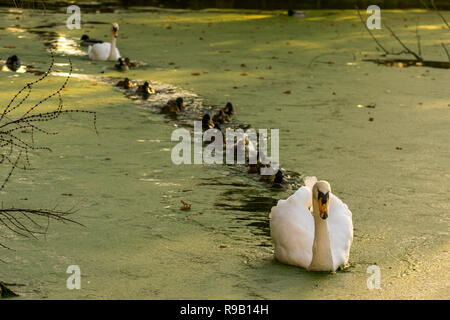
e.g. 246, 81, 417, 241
270, 170, 291, 189
115, 57, 129, 71
116, 77, 134, 89
269, 177, 353, 272
6, 55, 21, 71
161, 97, 184, 114
136, 81, 155, 99
212, 109, 231, 124
80, 34, 103, 47
288, 9, 306, 17
88, 23, 121, 61
212, 102, 234, 124
248, 154, 262, 173
223, 102, 234, 116
202, 114, 215, 131
124, 57, 139, 68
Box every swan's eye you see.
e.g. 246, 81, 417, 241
317, 191, 329, 204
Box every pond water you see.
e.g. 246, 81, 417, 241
0, 7, 449, 299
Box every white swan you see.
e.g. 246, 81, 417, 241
269, 177, 353, 272
88, 23, 121, 61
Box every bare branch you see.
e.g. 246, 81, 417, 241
356, 6, 389, 55
384, 24, 423, 61
431, 0, 450, 30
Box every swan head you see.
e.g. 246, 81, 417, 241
312, 181, 331, 220
111, 23, 119, 37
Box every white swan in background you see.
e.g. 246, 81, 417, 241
88, 23, 121, 61
269, 177, 353, 272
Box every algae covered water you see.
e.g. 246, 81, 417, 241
0, 7, 449, 299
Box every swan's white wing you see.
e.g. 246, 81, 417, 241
270, 186, 314, 268
304, 176, 317, 192
329, 193, 353, 270
88, 43, 111, 61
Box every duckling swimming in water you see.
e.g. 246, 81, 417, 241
270, 170, 291, 189
288, 9, 306, 17
80, 34, 103, 47
248, 155, 262, 174
6, 55, 21, 71
202, 114, 215, 131
116, 77, 134, 89
124, 57, 139, 68
115, 57, 129, 71
161, 97, 184, 114
223, 102, 234, 116
212, 102, 234, 124
212, 109, 231, 124
136, 81, 155, 99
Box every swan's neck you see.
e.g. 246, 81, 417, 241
108, 35, 118, 60
308, 202, 334, 271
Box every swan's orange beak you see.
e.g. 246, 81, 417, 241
318, 191, 329, 220
319, 202, 328, 220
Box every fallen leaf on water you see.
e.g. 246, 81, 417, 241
191, 72, 201, 76
91, 82, 98, 86
283, 90, 291, 94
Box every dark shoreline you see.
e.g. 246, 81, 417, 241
1, 0, 449, 10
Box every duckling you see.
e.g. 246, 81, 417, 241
248, 155, 262, 174
288, 9, 306, 17
116, 77, 134, 89
212, 109, 231, 124
6, 55, 20, 71
202, 114, 215, 131
270, 170, 291, 189
115, 57, 129, 71
223, 102, 234, 116
161, 97, 184, 114
136, 81, 155, 99
124, 57, 139, 68
80, 34, 103, 47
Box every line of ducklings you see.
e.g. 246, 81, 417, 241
115, 77, 290, 189
202, 104, 290, 189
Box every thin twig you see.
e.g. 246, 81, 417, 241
356, 6, 389, 55
384, 24, 423, 61
431, 0, 450, 30
441, 43, 450, 62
